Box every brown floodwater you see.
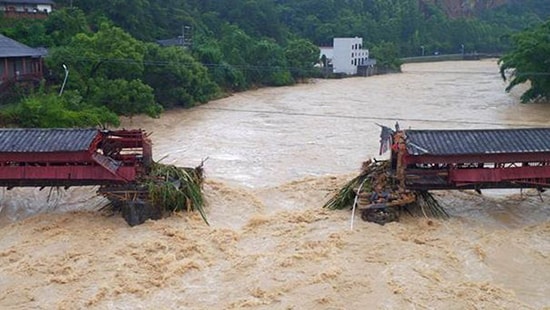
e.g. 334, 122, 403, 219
0, 60, 549, 309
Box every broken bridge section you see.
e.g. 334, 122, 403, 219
389, 127, 550, 191
0, 128, 152, 188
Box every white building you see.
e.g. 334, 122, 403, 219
1, 0, 55, 14
320, 37, 374, 75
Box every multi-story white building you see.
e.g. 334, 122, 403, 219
320, 37, 375, 75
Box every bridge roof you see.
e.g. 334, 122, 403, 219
0, 128, 99, 153
404, 128, 550, 156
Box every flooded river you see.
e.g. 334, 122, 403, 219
0, 60, 549, 309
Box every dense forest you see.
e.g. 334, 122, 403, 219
1, 0, 549, 126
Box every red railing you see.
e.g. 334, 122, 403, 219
0, 129, 152, 188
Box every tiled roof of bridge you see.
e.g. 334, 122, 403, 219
0, 128, 99, 152
404, 128, 550, 155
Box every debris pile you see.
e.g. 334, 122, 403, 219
324, 159, 448, 225
100, 161, 207, 226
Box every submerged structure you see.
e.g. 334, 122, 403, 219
0, 128, 205, 226
326, 124, 550, 224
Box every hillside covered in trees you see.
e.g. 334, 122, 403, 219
1, 0, 549, 127
50, 0, 550, 55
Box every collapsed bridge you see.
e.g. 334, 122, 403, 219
0, 128, 205, 226
390, 126, 550, 191
326, 125, 550, 224
0, 128, 152, 188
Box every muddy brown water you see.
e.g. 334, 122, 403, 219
1, 60, 549, 309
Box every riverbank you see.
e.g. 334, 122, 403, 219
0, 60, 548, 309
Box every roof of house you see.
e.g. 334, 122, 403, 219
404, 128, 550, 156
0, 34, 45, 58
156, 36, 190, 48
0, 128, 99, 153
0, 0, 55, 4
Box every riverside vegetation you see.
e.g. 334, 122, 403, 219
0, 0, 549, 127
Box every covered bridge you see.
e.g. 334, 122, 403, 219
0, 128, 152, 188
390, 127, 550, 190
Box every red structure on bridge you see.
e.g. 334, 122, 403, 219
385, 126, 550, 191
0, 128, 152, 188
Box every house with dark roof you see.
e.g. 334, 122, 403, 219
0, 34, 46, 91
1, 0, 54, 19
156, 26, 193, 48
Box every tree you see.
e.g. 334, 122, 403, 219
46, 22, 145, 89
218, 24, 256, 88
86, 78, 162, 117
499, 21, 550, 103
143, 44, 220, 108
247, 39, 292, 86
0, 19, 51, 47
371, 41, 402, 72
193, 41, 247, 91
5, 92, 120, 128
44, 8, 90, 46
45, 23, 162, 117
284, 38, 320, 80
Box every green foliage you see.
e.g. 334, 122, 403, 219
45, 23, 162, 117
2, 0, 550, 128
0, 19, 52, 47
371, 42, 403, 72
44, 8, 90, 46
56, 0, 550, 56
5, 92, 120, 128
285, 38, 320, 80
499, 21, 550, 103
45, 23, 146, 91
193, 42, 247, 91
87, 78, 162, 117
143, 44, 220, 108
218, 24, 255, 88
59, 0, 193, 41
216, 25, 293, 87
146, 162, 207, 224
248, 39, 292, 86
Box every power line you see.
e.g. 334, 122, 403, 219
195, 106, 543, 128
51, 55, 550, 75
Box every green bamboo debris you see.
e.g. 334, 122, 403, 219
323, 159, 449, 221
406, 190, 449, 219
98, 159, 208, 226
323, 159, 388, 210
323, 173, 368, 210
145, 161, 208, 225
